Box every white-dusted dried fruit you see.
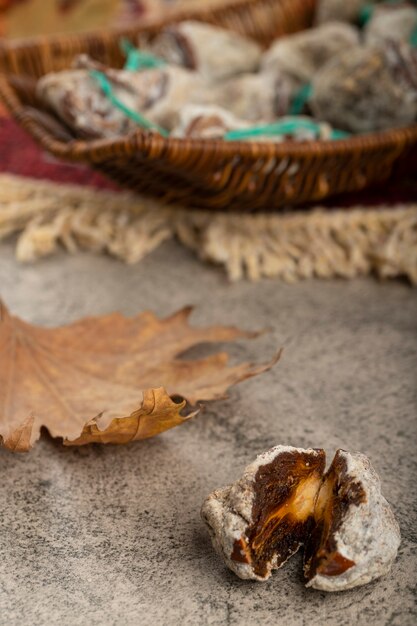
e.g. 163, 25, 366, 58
144, 20, 262, 83
315, 0, 376, 25
37, 69, 136, 139
210, 72, 289, 122
304, 450, 401, 592
37, 55, 209, 137
261, 22, 359, 90
201, 446, 326, 581
202, 446, 400, 591
173, 107, 335, 143
75, 53, 213, 132
310, 42, 417, 133
364, 5, 417, 46
172, 104, 249, 139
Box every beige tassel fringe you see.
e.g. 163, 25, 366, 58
0, 173, 416, 284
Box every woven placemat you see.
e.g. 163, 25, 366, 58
1, 173, 416, 284
0, 115, 416, 283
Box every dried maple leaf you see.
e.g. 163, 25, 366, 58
0, 301, 280, 452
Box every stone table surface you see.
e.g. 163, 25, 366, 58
0, 240, 416, 626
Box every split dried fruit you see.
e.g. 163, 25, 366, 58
202, 445, 400, 590
201, 446, 326, 581
0, 301, 279, 452
304, 449, 401, 591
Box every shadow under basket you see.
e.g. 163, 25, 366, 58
0, 0, 416, 212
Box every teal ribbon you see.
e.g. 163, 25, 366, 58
358, 4, 375, 26
120, 38, 166, 71
411, 23, 417, 46
330, 129, 352, 140
90, 70, 169, 137
224, 118, 350, 142
289, 83, 313, 115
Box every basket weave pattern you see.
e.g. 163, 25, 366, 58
0, 0, 416, 211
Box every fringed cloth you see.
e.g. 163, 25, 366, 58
1, 173, 416, 284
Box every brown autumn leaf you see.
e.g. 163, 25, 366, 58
0, 301, 280, 452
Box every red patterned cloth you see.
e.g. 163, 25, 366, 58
0, 116, 118, 189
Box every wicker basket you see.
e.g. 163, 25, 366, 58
0, 0, 416, 211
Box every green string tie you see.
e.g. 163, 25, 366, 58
358, 4, 375, 26
411, 23, 417, 47
224, 118, 350, 142
289, 83, 313, 115
90, 70, 169, 137
120, 38, 167, 71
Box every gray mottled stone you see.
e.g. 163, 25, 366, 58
0, 239, 416, 626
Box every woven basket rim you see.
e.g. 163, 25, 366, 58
5, 88, 417, 164
0, 0, 416, 174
